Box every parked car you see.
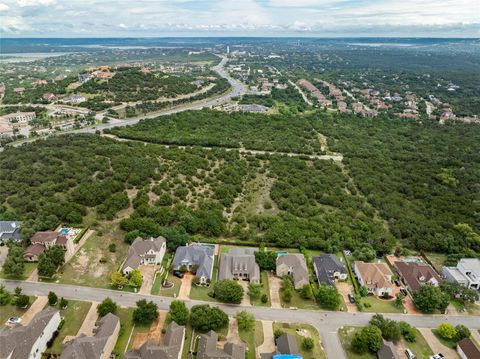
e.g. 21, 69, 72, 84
405, 348, 416, 359
394, 279, 401, 287
400, 288, 408, 296
429, 354, 444, 359
173, 271, 184, 279
7, 317, 21, 325
348, 293, 356, 303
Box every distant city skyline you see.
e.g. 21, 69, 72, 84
0, 0, 479, 38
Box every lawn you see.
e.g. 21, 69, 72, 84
182, 324, 194, 358
450, 299, 480, 315
279, 285, 318, 310
362, 296, 404, 313
273, 322, 326, 359
113, 307, 151, 356
401, 328, 434, 359
432, 329, 457, 349
424, 252, 447, 273
0, 262, 37, 280
189, 255, 218, 302
338, 326, 375, 359
45, 300, 92, 355
251, 271, 271, 306
58, 219, 129, 288
239, 320, 263, 359
0, 296, 35, 328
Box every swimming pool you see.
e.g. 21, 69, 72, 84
194, 243, 215, 249
276, 251, 288, 257
60, 228, 70, 235
402, 257, 423, 263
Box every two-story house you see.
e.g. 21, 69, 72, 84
121, 236, 167, 275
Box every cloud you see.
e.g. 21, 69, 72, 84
0, 3, 9, 11
18, 0, 56, 6
0, 16, 31, 32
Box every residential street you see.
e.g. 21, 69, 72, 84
2, 279, 479, 359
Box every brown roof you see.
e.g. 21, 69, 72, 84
458, 338, 480, 359
394, 261, 442, 292
31, 231, 61, 244
23, 243, 46, 256
56, 236, 68, 245
355, 261, 392, 289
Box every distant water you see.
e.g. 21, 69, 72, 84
0, 52, 70, 63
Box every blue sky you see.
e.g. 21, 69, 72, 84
0, 0, 479, 37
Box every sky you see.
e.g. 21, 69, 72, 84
0, 0, 479, 38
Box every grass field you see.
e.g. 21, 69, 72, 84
0, 296, 35, 328
273, 322, 326, 359
239, 320, 263, 359
0, 262, 37, 280
338, 326, 375, 359
46, 300, 92, 355
362, 296, 404, 313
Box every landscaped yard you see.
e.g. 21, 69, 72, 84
450, 299, 480, 315
251, 271, 271, 306
152, 272, 182, 297
45, 300, 92, 355
362, 296, 404, 313
401, 328, 434, 359
58, 219, 129, 288
279, 284, 319, 310
338, 326, 375, 359
114, 307, 151, 356
189, 255, 218, 302
0, 262, 37, 280
273, 322, 326, 359
432, 329, 457, 349
0, 296, 35, 328
239, 320, 264, 359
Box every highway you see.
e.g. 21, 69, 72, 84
2, 279, 478, 359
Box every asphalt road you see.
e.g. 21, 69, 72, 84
2, 279, 478, 359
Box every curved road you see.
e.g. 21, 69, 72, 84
1, 279, 478, 359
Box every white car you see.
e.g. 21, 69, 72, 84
429, 354, 444, 359
7, 317, 21, 325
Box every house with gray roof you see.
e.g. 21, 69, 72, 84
60, 313, 120, 359
275, 333, 299, 355
0, 307, 61, 359
443, 258, 480, 291
376, 340, 399, 359
218, 247, 260, 283
312, 254, 347, 286
196, 330, 245, 359
172, 244, 214, 283
276, 253, 309, 289
123, 322, 185, 359
0, 221, 22, 243
121, 236, 166, 275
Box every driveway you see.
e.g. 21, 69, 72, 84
0, 245, 8, 267
267, 273, 282, 309
404, 294, 420, 314
226, 316, 245, 346
21, 296, 48, 324
76, 301, 98, 336
257, 320, 275, 358
336, 282, 357, 313
138, 265, 159, 295
177, 273, 193, 300
239, 280, 252, 306
419, 328, 459, 359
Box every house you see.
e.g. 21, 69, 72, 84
457, 338, 480, 359
0, 307, 61, 359
275, 333, 300, 356
124, 322, 185, 359
63, 95, 86, 104
43, 92, 56, 102
23, 231, 73, 262
196, 330, 245, 359
276, 254, 309, 289
312, 254, 347, 286
376, 341, 399, 359
0, 111, 36, 123
121, 236, 167, 275
0, 221, 22, 243
394, 261, 441, 292
218, 247, 260, 283
60, 313, 120, 359
443, 258, 480, 290
0, 123, 14, 137
353, 261, 393, 297
13, 87, 25, 94
172, 244, 214, 283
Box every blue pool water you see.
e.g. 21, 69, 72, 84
276, 251, 288, 257
60, 228, 70, 235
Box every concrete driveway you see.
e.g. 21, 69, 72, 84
267, 273, 282, 309
239, 280, 252, 306
257, 320, 275, 358
138, 265, 159, 295
21, 296, 48, 324
177, 273, 193, 300
226, 316, 245, 346
336, 282, 357, 313
76, 301, 98, 336
419, 328, 459, 359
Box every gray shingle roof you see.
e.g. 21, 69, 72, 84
218, 247, 260, 282
123, 322, 185, 359
0, 307, 59, 359
172, 245, 214, 280
276, 333, 298, 355
196, 330, 245, 359
60, 313, 120, 359
121, 236, 166, 272
376, 341, 399, 359
276, 253, 309, 287
312, 254, 347, 286
0, 221, 22, 241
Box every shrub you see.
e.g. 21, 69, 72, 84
48, 291, 58, 306
133, 299, 158, 324
108, 243, 116, 252
302, 337, 314, 351
15, 294, 30, 308
213, 279, 244, 304
274, 329, 285, 339
168, 300, 189, 326
236, 311, 255, 331
97, 297, 117, 317
437, 323, 457, 340
455, 325, 470, 341
261, 294, 268, 303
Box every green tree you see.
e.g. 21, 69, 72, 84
316, 285, 341, 310
399, 321, 417, 343
363, 325, 383, 352
15, 294, 30, 308
168, 300, 189, 326
455, 325, 470, 341
248, 283, 262, 300
302, 337, 314, 351
370, 314, 401, 342
254, 250, 277, 271
2, 244, 24, 277
129, 269, 143, 287
300, 284, 313, 299
213, 279, 244, 304
97, 297, 117, 317
236, 310, 255, 331
282, 287, 293, 303
111, 271, 128, 288
133, 299, 158, 324
189, 305, 228, 332
0, 285, 11, 306
394, 293, 405, 308
48, 291, 58, 306
437, 323, 457, 340
413, 285, 450, 313
359, 286, 368, 297
60, 297, 68, 309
